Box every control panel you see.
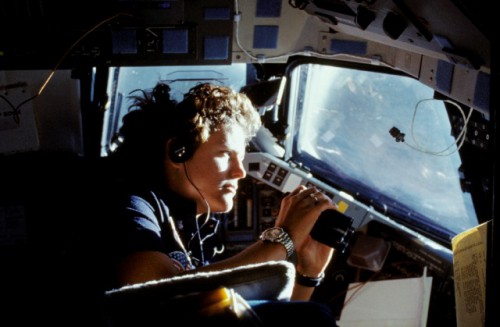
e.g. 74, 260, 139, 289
236, 151, 457, 325
244, 152, 370, 229
242, 151, 453, 266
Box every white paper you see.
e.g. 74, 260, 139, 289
338, 274, 432, 327
0, 84, 39, 154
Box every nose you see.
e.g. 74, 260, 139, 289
231, 156, 246, 179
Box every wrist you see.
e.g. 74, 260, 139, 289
259, 227, 295, 259
295, 270, 325, 287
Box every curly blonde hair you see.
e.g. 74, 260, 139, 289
113, 82, 261, 180
177, 83, 261, 147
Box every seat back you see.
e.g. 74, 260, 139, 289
103, 261, 296, 326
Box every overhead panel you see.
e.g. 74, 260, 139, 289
0, 0, 234, 69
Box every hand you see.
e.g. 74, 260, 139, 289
295, 234, 334, 277
275, 185, 337, 253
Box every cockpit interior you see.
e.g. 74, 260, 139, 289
0, 0, 494, 326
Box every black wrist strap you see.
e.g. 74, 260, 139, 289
295, 271, 325, 287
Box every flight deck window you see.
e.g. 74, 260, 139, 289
100, 64, 253, 156
286, 62, 479, 243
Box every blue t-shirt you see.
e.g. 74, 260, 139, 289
62, 182, 337, 327
105, 186, 222, 273
61, 183, 223, 326
64, 182, 223, 294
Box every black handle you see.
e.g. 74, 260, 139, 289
310, 209, 355, 254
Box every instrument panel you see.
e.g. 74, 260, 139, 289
239, 151, 456, 325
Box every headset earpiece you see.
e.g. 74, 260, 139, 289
169, 139, 194, 163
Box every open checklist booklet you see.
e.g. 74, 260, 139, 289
337, 270, 433, 327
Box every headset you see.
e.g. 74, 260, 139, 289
175, 136, 212, 265
168, 138, 195, 163
167, 90, 200, 163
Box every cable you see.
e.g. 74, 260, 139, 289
4, 12, 133, 125
0, 94, 20, 124
183, 162, 211, 220
183, 162, 213, 264
36, 12, 133, 97
327, 269, 381, 308
403, 98, 473, 156
233, 0, 395, 69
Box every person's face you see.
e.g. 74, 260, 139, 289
182, 124, 247, 214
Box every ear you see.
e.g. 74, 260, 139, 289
167, 137, 195, 163
165, 139, 185, 168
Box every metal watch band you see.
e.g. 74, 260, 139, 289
260, 227, 295, 259
277, 231, 295, 259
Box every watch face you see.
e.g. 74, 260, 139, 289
264, 227, 282, 241
260, 227, 294, 259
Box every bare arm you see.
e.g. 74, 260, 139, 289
114, 185, 336, 301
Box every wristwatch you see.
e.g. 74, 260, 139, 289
295, 271, 325, 287
259, 227, 295, 259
